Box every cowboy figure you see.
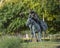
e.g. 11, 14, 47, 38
29, 10, 48, 32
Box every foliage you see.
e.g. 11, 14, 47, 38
0, 35, 24, 48
0, 0, 60, 34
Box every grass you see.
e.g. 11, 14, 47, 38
22, 41, 60, 48
0, 35, 60, 48
0, 35, 24, 48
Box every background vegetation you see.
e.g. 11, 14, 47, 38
0, 0, 60, 34
0, 0, 60, 48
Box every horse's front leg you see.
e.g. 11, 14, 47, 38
31, 31, 36, 42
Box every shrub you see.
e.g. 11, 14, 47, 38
0, 35, 24, 48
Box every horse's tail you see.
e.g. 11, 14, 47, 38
40, 20, 48, 31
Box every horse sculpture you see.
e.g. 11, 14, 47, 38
26, 18, 42, 42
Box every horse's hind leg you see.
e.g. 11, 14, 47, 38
37, 32, 42, 42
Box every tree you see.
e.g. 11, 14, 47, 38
0, 0, 60, 34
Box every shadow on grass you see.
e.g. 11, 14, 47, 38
56, 46, 60, 48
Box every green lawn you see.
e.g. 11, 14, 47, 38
0, 35, 60, 48
22, 41, 60, 48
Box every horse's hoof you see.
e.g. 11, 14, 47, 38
32, 38, 36, 42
